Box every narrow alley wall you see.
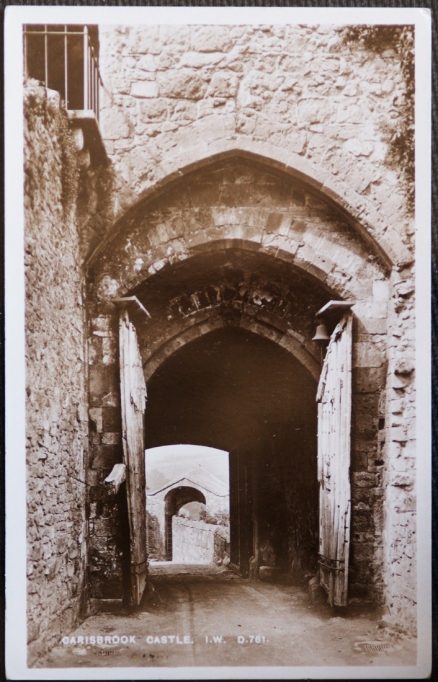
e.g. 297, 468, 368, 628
24, 82, 89, 663
24, 79, 117, 662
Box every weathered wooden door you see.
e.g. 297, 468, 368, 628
316, 313, 352, 607
119, 308, 148, 606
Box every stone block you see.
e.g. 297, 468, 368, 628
353, 408, 375, 434
131, 81, 159, 98
393, 490, 416, 514
390, 426, 408, 442
90, 444, 121, 470
394, 357, 415, 376
354, 392, 379, 417
90, 432, 101, 447
356, 317, 387, 335
158, 71, 208, 100
350, 511, 372, 532
89, 408, 103, 433
137, 54, 156, 72
180, 51, 224, 68
102, 391, 119, 407
207, 71, 239, 98
101, 432, 121, 446
353, 342, 384, 368
351, 450, 368, 470
343, 138, 374, 157
100, 108, 130, 139
89, 366, 118, 400
390, 398, 404, 415
373, 279, 390, 302
352, 471, 379, 488
102, 407, 121, 431
297, 98, 333, 125
353, 366, 386, 393
351, 558, 373, 581
352, 531, 375, 544
137, 98, 168, 121
102, 337, 117, 365
399, 440, 416, 458
391, 456, 415, 474
190, 27, 233, 53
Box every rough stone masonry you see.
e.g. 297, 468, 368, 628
24, 23, 416, 664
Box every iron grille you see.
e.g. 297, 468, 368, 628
23, 24, 103, 120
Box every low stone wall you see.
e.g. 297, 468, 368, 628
172, 517, 229, 564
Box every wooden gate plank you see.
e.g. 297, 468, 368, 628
119, 308, 148, 607
317, 313, 352, 607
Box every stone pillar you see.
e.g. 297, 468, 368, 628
87, 304, 125, 599
349, 286, 389, 602
382, 267, 416, 632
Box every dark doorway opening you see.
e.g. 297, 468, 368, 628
145, 327, 318, 580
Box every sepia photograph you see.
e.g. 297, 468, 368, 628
5, 5, 432, 679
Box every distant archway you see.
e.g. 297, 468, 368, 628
164, 486, 207, 561
145, 444, 230, 563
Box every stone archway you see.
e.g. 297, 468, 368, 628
164, 486, 207, 561
145, 444, 229, 562
86, 150, 390, 605
89, 142, 409, 270
143, 311, 321, 383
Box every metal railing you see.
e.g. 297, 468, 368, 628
23, 25, 103, 120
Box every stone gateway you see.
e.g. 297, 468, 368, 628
22, 20, 418, 668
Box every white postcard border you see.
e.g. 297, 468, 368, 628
5, 5, 432, 680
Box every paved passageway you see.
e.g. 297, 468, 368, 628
38, 566, 416, 669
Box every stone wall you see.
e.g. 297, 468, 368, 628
98, 24, 414, 267
147, 507, 164, 559
382, 267, 416, 632
172, 517, 229, 564
24, 82, 89, 663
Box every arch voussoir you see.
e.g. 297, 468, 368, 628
90, 141, 407, 270
91, 152, 389, 307
143, 313, 321, 382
